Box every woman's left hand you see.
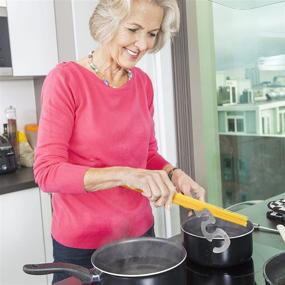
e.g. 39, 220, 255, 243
171, 169, 206, 202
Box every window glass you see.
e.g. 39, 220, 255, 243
236, 118, 244, 132
227, 118, 235, 132
213, 1, 285, 206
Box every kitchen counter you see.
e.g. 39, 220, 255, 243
0, 167, 37, 195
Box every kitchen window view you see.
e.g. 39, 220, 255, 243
213, 1, 285, 207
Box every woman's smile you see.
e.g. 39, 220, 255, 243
125, 48, 139, 57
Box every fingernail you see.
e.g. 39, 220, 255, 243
165, 204, 171, 210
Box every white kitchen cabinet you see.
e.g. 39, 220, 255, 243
7, 0, 58, 76
0, 0, 7, 7
0, 188, 52, 285
39, 189, 53, 285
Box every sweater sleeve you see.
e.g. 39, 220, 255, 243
145, 76, 169, 170
33, 65, 89, 194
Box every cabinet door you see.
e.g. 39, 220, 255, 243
40, 190, 53, 285
0, 188, 48, 285
7, 0, 58, 76
0, 0, 7, 8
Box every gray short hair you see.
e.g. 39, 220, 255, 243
89, 0, 180, 53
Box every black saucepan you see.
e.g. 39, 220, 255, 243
181, 216, 254, 268
23, 237, 187, 285
263, 252, 285, 285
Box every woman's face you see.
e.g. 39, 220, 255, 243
107, 0, 164, 69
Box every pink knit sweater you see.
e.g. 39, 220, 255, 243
34, 62, 169, 249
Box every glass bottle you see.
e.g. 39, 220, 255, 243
5, 105, 17, 145
5, 105, 19, 165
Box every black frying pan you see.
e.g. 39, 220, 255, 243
263, 252, 285, 285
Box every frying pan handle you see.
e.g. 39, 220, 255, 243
23, 262, 101, 284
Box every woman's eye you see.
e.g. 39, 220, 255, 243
149, 33, 158, 38
128, 28, 137, 33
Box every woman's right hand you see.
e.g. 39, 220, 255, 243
122, 168, 177, 209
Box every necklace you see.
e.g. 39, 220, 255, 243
88, 51, 132, 88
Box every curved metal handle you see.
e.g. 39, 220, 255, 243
253, 223, 279, 234
23, 262, 101, 284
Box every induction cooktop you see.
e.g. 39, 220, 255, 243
53, 242, 283, 285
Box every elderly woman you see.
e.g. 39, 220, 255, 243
34, 0, 205, 283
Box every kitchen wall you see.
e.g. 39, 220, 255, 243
0, 79, 37, 133
71, 0, 98, 58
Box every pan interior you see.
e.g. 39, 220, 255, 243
264, 253, 285, 285
182, 216, 253, 238
92, 238, 186, 276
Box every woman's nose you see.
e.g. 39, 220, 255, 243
135, 34, 148, 51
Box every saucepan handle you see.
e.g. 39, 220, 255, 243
23, 262, 101, 284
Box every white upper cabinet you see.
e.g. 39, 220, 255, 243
0, 0, 7, 7
7, 0, 58, 76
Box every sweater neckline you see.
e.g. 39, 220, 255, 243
70, 61, 134, 91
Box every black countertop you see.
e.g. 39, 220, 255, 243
0, 167, 37, 195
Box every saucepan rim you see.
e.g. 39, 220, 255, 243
263, 252, 285, 285
181, 217, 254, 240
91, 237, 187, 278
